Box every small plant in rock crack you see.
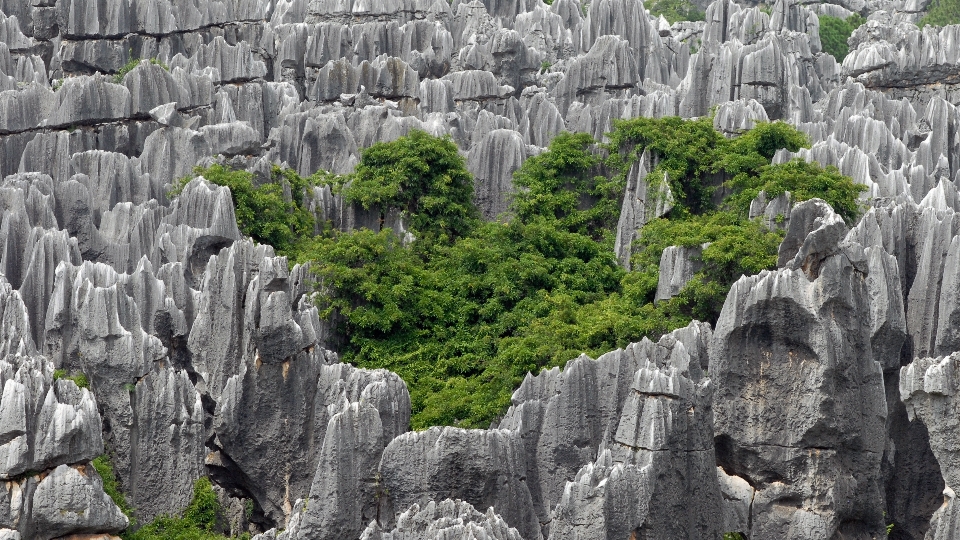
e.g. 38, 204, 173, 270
113, 51, 170, 84
53, 369, 89, 389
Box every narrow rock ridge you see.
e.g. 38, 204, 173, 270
358, 498, 525, 540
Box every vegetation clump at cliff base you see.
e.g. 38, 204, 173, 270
94, 453, 250, 540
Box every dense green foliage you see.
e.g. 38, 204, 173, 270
306, 131, 639, 427
331, 130, 479, 244
818, 13, 866, 61
919, 0, 960, 27
645, 0, 705, 23
123, 477, 249, 540
187, 121, 864, 429
53, 368, 89, 389
174, 165, 318, 258
726, 158, 865, 223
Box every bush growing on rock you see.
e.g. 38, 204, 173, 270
726, 158, 865, 223
173, 165, 317, 258
93, 455, 135, 523
113, 55, 169, 83
54, 368, 90, 389
334, 129, 479, 243
123, 477, 249, 540
645, 0, 705, 23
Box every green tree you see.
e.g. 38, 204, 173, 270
725, 158, 866, 223
337, 129, 478, 243
172, 164, 317, 259
607, 116, 725, 216
819, 13, 866, 61
512, 132, 620, 237
920, 0, 960, 26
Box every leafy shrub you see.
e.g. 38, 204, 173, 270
172, 165, 317, 259
53, 368, 90, 390
819, 13, 866, 61
607, 116, 724, 216
334, 129, 478, 244
512, 132, 620, 236
920, 0, 960, 27
645, 0, 705, 23
725, 158, 866, 223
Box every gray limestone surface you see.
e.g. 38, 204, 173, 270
710, 202, 889, 539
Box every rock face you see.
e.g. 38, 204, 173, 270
0, 166, 413, 532
0, 354, 126, 539
901, 353, 960, 540
710, 201, 889, 539
655, 243, 706, 302
279, 365, 411, 540
548, 361, 721, 539
3, 0, 960, 537
377, 427, 541, 540
496, 321, 721, 538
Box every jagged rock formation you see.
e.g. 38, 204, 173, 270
0, 170, 412, 533
377, 427, 540, 540
494, 321, 721, 538
0, 354, 127, 539
2, 0, 960, 536
901, 353, 960, 540
654, 243, 707, 302
359, 499, 524, 540
845, 16, 960, 106
711, 200, 889, 539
